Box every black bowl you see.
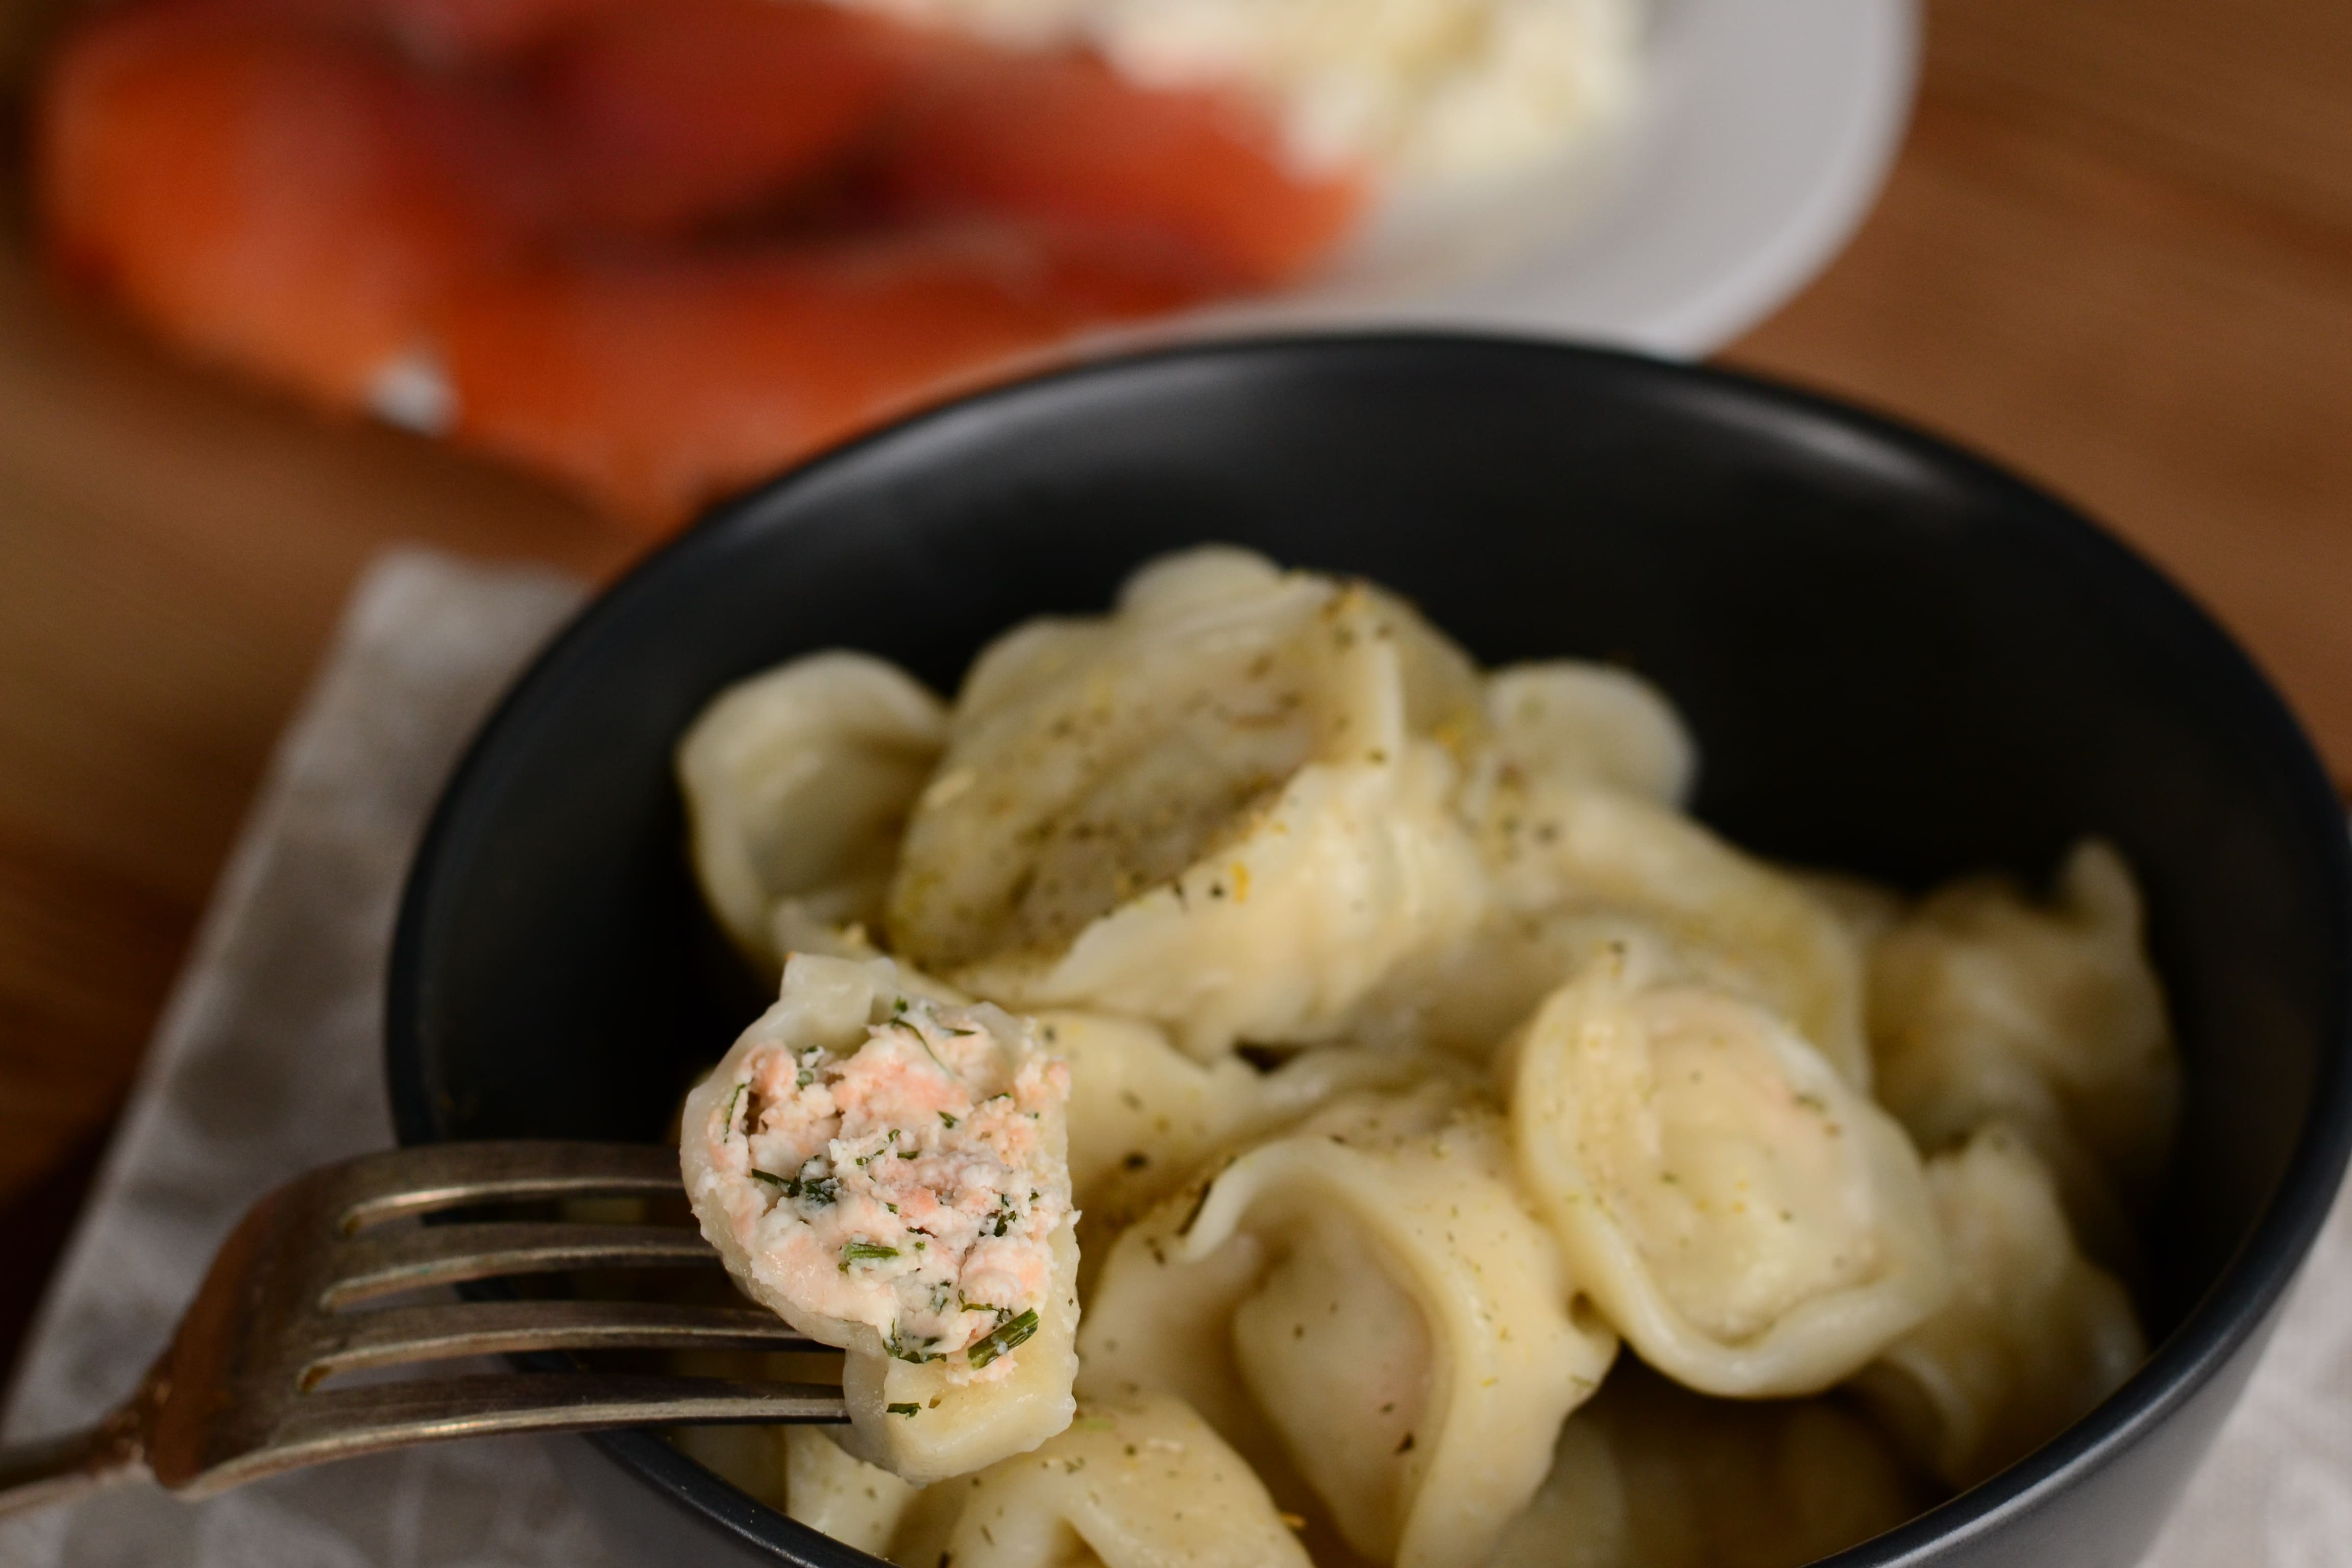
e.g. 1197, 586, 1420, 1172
387, 334, 2352, 1568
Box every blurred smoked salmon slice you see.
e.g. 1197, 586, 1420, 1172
883, 46, 1364, 290
34, 0, 1369, 525
438, 228, 1208, 526
37, 2, 531, 407
530, 0, 920, 234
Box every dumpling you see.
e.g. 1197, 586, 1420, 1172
1481, 660, 1697, 807
1488, 1361, 1925, 1568
887, 1392, 1314, 1568
785, 1427, 924, 1556
1431, 770, 1871, 1080
680, 953, 1080, 1482
678, 652, 948, 969
1851, 1124, 2145, 1490
666, 1380, 925, 1551
1040, 1008, 1455, 1239
1868, 839, 2178, 1220
1502, 932, 1947, 1396
1078, 1087, 1618, 1568
1793, 868, 1908, 951
886, 546, 1487, 1059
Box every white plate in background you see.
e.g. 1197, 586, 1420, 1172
1183, 0, 1921, 358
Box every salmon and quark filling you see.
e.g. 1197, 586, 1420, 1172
682, 955, 1074, 1380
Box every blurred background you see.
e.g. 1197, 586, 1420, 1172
0, 0, 2346, 1395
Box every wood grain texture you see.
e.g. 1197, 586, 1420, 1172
1725, 0, 2352, 772
0, 0, 2347, 1378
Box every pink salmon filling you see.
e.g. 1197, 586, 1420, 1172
699, 995, 1071, 1376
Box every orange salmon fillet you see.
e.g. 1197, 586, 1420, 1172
37, 4, 527, 407
528, 0, 920, 234
35, 0, 1368, 524
439, 228, 1205, 527
884, 45, 1367, 290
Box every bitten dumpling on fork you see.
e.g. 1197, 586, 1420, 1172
1077, 1084, 1618, 1568
1502, 928, 1948, 1396
885, 546, 1489, 1059
681, 953, 1080, 1482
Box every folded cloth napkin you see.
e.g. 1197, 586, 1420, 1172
0, 548, 2345, 1566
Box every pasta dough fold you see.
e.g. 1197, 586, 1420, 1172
1868, 840, 2178, 1257
888, 547, 1487, 1058
1504, 932, 1946, 1395
786, 1427, 923, 1556
887, 1392, 1314, 1568
1479, 660, 1697, 808
1042, 1009, 1456, 1241
1079, 1088, 1616, 1568
679, 652, 948, 970
1418, 767, 1869, 1079
1852, 1124, 2145, 1489
1487, 1362, 1924, 1568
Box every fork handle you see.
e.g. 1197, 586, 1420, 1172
0, 1406, 151, 1520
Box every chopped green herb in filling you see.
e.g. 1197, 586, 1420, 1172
885, 1015, 950, 1071
966, 1308, 1041, 1369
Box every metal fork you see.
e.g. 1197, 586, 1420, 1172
0, 1141, 845, 1518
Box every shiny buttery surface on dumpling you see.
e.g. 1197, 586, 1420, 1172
679, 652, 949, 970
1853, 1123, 2145, 1490
886, 547, 1487, 1058
1079, 1086, 1617, 1568
1504, 931, 1947, 1395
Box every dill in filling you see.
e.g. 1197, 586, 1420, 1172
967, 1308, 1041, 1369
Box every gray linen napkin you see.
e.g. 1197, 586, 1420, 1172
0, 547, 2343, 1566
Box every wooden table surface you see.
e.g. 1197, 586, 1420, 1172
1, 0, 2348, 1382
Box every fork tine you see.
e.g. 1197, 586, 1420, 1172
322, 1222, 717, 1309
329, 1142, 685, 1233
183, 1375, 848, 1498
17, 1144, 863, 1506
300, 1301, 826, 1386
